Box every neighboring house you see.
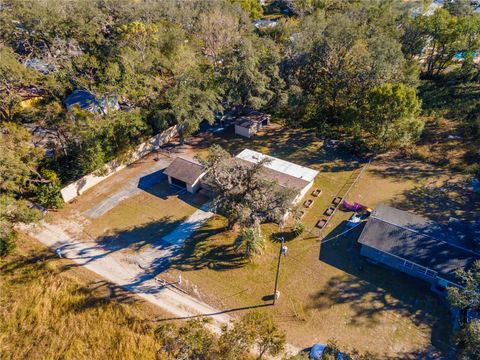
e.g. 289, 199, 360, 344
358, 204, 480, 296
234, 111, 270, 138
163, 156, 206, 193
24, 58, 55, 75
162, 149, 319, 203
64, 89, 119, 115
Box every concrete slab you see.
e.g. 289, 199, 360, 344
161, 203, 214, 245
84, 158, 171, 218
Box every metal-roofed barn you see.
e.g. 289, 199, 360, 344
358, 203, 480, 295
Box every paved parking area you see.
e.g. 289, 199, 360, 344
84, 157, 171, 218
162, 202, 214, 245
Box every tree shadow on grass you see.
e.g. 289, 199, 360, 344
419, 79, 480, 120
95, 215, 186, 252
194, 125, 359, 173
315, 221, 451, 353
390, 180, 480, 225
369, 157, 448, 183
270, 230, 297, 242
168, 223, 248, 272
68, 280, 138, 312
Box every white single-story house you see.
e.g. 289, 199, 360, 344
234, 111, 270, 138
235, 149, 318, 204
163, 149, 318, 202
163, 156, 206, 193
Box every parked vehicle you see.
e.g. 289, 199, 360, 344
347, 212, 363, 227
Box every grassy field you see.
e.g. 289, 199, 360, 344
0, 234, 173, 360
159, 125, 454, 358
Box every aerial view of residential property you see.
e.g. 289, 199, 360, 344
2, 0, 480, 359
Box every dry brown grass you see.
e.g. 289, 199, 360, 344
0, 234, 173, 360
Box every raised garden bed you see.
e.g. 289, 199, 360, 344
312, 188, 322, 197
324, 207, 335, 216
332, 196, 342, 205
304, 199, 314, 208
316, 219, 327, 228
298, 211, 305, 219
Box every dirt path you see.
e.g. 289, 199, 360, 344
22, 220, 301, 357
22, 221, 231, 330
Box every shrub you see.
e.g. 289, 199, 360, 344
234, 225, 265, 258
292, 222, 305, 237
0, 229, 17, 257
35, 169, 64, 209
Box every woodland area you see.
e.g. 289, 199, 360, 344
1, 0, 479, 202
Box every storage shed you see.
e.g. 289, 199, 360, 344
234, 111, 270, 138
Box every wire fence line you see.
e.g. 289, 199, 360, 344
318, 159, 372, 238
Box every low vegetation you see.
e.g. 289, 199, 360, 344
0, 236, 286, 360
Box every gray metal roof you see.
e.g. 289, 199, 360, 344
358, 204, 480, 284
164, 156, 205, 185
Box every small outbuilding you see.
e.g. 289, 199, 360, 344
234, 111, 270, 138
358, 204, 480, 295
163, 156, 206, 193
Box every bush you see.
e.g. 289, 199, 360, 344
292, 222, 304, 237
35, 169, 64, 209
0, 230, 17, 257
234, 225, 265, 258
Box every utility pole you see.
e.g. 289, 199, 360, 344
273, 237, 287, 305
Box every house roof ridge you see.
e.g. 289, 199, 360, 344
371, 215, 480, 256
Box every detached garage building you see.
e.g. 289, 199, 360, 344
358, 204, 480, 295
163, 156, 206, 193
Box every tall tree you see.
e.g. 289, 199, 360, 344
448, 261, 480, 359
199, 145, 294, 229
222, 36, 286, 111
421, 9, 464, 77
0, 48, 40, 121
363, 83, 423, 151
197, 6, 243, 69
448, 260, 480, 311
